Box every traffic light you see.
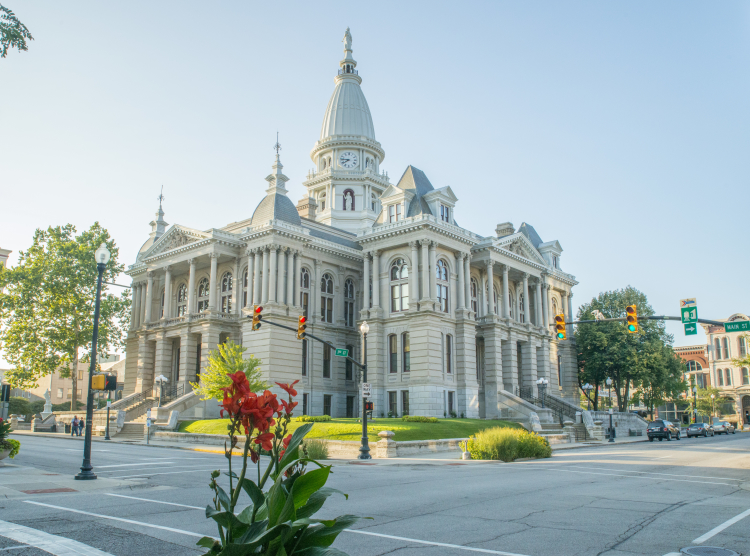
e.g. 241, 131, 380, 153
252, 305, 263, 331
554, 314, 567, 340
626, 304, 638, 333
296, 315, 307, 340
91, 374, 106, 390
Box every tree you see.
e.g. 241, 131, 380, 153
575, 286, 682, 412
0, 223, 130, 409
190, 340, 267, 402
0, 4, 33, 58
630, 344, 686, 420
732, 334, 750, 369
695, 386, 723, 417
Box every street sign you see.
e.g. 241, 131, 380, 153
725, 321, 750, 333
684, 323, 698, 336
146, 418, 152, 428
681, 306, 698, 324
680, 298, 697, 308
362, 383, 371, 398
107, 400, 111, 408
335, 348, 349, 357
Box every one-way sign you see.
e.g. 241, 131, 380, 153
684, 323, 697, 336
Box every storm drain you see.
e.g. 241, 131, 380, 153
681, 547, 741, 556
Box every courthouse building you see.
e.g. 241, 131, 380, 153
122, 31, 579, 418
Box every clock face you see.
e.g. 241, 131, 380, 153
339, 151, 359, 169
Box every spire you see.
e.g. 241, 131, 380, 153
149, 187, 168, 241
265, 136, 290, 195
338, 27, 359, 80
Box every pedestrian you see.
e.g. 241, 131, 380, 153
78, 418, 84, 437
71, 416, 78, 436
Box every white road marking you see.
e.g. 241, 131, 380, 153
343, 529, 531, 555
97, 461, 176, 468
564, 465, 740, 482
109, 467, 225, 479
21, 501, 207, 538
98, 462, 218, 473
692, 507, 750, 544
0, 518, 114, 555
0, 547, 28, 552
663, 552, 682, 555
104, 493, 203, 510
521, 465, 734, 486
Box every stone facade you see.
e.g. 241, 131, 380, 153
122, 30, 579, 418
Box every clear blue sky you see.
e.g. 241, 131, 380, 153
2, 1, 749, 352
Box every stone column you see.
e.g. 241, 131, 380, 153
464, 253, 471, 313
232, 256, 242, 314
523, 273, 531, 324
420, 239, 430, 304
162, 266, 172, 319
144, 271, 154, 323
371, 250, 380, 309
261, 248, 269, 304
337, 265, 346, 323
502, 266, 510, 319
187, 259, 196, 314
535, 280, 542, 327
268, 246, 278, 303
245, 249, 254, 309
429, 242, 437, 302
208, 253, 218, 311
130, 283, 138, 328
314, 259, 321, 319
253, 250, 262, 306
567, 292, 574, 326
542, 281, 550, 329
409, 241, 419, 308
456, 253, 465, 310
362, 252, 370, 312
486, 261, 495, 315
286, 249, 295, 308
561, 291, 569, 336
140, 281, 147, 325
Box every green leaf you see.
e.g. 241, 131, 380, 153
296, 488, 347, 520
266, 483, 289, 526
294, 548, 351, 556
195, 536, 219, 549
296, 515, 362, 549
205, 507, 247, 534
277, 423, 314, 470
241, 478, 265, 508
234, 523, 291, 550
276, 545, 288, 556
236, 504, 254, 525
216, 485, 231, 511
233, 519, 268, 544
290, 466, 331, 511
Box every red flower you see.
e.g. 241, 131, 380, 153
254, 432, 274, 452
276, 381, 299, 398
280, 399, 298, 416
278, 434, 292, 460
249, 447, 259, 464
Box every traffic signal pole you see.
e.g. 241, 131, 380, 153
554, 315, 726, 327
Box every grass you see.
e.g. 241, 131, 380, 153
178, 417, 522, 442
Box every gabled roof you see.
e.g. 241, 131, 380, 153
518, 222, 543, 248
495, 232, 548, 266
395, 166, 435, 217
140, 225, 208, 259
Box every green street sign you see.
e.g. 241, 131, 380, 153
684, 323, 698, 336
334, 348, 349, 357
681, 306, 698, 324
724, 321, 750, 333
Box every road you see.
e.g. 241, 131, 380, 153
1, 432, 749, 556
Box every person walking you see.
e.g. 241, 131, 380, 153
77, 417, 84, 437
71, 416, 78, 436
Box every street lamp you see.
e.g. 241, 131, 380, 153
154, 375, 168, 407
358, 321, 371, 460
76, 243, 110, 481
536, 377, 548, 408
606, 377, 612, 409
583, 383, 593, 410
608, 407, 615, 442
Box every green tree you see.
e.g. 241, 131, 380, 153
732, 333, 750, 369
1, 4, 33, 58
575, 286, 680, 412
190, 340, 267, 401
631, 343, 686, 420
0, 224, 130, 409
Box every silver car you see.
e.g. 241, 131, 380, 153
714, 421, 735, 435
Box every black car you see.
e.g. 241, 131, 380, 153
686, 422, 714, 438
647, 419, 681, 441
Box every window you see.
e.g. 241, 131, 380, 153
160, 287, 166, 318
371, 193, 377, 211
345, 344, 354, 380
323, 394, 332, 416
302, 339, 308, 376
518, 293, 525, 323
302, 393, 308, 415
402, 332, 410, 372
470, 278, 478, 317
220, 272, 233, 313
557, 354, 562, 387
697, 373, 708, 389
197, 278, 210, 312
300, 268, 310, 317
446, 334, 453, 374
401, 390, 409, 416
436, 259, 449, 313
742, 368, 749, 385
551, 298, 558, 321
346, 396, 355, 418
243, 269, 249, 308
56, 388, 63, 399
440, 204, 450, 223
343, 189, 355, 211
319, 191, 326, 211
177, 284, 188, 316
686, 361, 703, 372
715, 339, 722, 359
740, 337, 748, 358
722, 337, 730, 360
78, 370, 84, 381
553, 255, 558, 268
344, 279, 355, 326
320, 273, 334, 323
323, 345, 331, 378
67, 388, 71, 399
389, 334, 398, 373
718, 369, 724, 386
485, 282, 498, 315
390, 259, 409, 312
388, 204, 402, 223
725, 368, 732, 386
447, 391, 455, 415
388, 391, 397, 416
77, 389, 82, 399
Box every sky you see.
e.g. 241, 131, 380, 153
1, 1, 749, 359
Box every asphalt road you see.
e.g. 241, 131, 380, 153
1, 432, 749, 556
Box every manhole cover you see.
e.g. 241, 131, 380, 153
681, 547, 741, 556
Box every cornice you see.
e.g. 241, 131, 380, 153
357, 214, 479, 247
311, 136, 385, 159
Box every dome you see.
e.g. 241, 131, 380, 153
250, 193, 301, 227
319, 78, 376, 141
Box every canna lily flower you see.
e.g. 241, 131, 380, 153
276, 381, 299, 397
254, 432, 274, 452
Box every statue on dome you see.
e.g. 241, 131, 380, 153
343, 28, 352, 51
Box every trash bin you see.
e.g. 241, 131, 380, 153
65, 423, 71, 434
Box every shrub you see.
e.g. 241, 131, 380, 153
1, 438, 20, 459
467, 427, 551, 462
303, 439, 329, 460
295, 415, 331, 422
8, 397, 30, 419
401, 415, 439, 423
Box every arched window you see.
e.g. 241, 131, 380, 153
742, 368, 749, 385
320, 273, 334, 323
389, 334, 398, 373
725, 368, 732, 386
300, 268, 310, 317
371, 193, 377, 212
402, 332, 410, 372
518, 293, 525, 323
470, 278, 478, 318
242, 269, 249, 308
321, 158, 327, 170
160, 287, 166, 318
551, 298, 558, 321
344, 278, 355, 327
445, 334, 453, 374
686, 361, 703, 373
319, 191, 327, 211
197, 278, 210, 312
343, 189, 355, 211
390, 258, 409, 313
715, 338, 722, 360
220, 272, 233, 313
722, 337, 730, 360
176, 284, 188, 316
739, 337, 748, 358
485, 282, 498, 315
436, 259, 449, 313
717, 369, 724, 386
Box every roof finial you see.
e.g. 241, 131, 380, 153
157, 185, 165, 211
343, 27, 352, 52
273, 132, 281, 155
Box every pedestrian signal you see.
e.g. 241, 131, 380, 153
91, 375, 106, 390
296, 315, 307, 340
626, 304, 638, 333
364, 401, 374, 411
252, 305, 263, 331
554, 314, 567, 340
104, 375, 117, 391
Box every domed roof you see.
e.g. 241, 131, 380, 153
250, 153, 301, 227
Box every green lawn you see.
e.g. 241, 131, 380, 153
178, 418, 522, 442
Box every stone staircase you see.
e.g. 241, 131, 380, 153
115, 422, 145, 441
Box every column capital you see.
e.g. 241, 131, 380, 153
502, 264, 510, 274
209, 252, 219, 260
314, 258, 322, 268
188, 258, 196, 266
147, 271, 154, 279
338, 265, 345, 274
163, 264, 172, 272
372, 249, 381, 257
420, 238, 430, 247
485, 260, 493, 271
408, 240, 418, 249
455, 251, 466, 261
522, 272, 529, 280
245, 247, 253, 257
429, 240, 438, 249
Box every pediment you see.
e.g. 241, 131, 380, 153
380, 184, 415, 203
497, 234, 548, 266
727, 313, 749, 322
423, 186, 458, 204
146, 226, 206, 257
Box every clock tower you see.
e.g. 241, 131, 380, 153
302, 28, 389, 232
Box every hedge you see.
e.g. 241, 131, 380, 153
467, 427, 551, 462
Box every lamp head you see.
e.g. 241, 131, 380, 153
606, 377, 612, 386
95, 243, 111, 265
360, 321, 370, 335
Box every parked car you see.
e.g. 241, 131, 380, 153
647, 419, 681, 441
713, 421, 735, 435
686, 422, 714, 438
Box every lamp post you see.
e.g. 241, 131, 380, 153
692, 386, 697, 424
536, 377, 548, 408
583, 383, 593, 410
104, 390, 111, 441
75, 243, 110, 481
608, 407, 615, 442
358, 321, 371, 460
154, 375, 168, 407
606, 377, 612, 410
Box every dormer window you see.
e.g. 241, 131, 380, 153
388, 203, 402, 223
440, 204, 450, 223
553, 255, 558, 269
